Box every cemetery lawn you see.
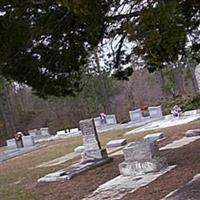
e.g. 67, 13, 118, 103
0, 120, 199, 200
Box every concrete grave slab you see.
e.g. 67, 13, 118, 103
83, 166, 175, 200
185, 129, 200, 137
160, 136, 200, 150
144, 132, 165, 142
106, 139, 127, 148
38, 157, 112, 182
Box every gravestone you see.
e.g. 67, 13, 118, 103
106, 114, 117, 125
40, 127, 50, 136
28, 129, 38, 137
129, 109, 143, 122
119, 140, 167, 176
6, 139, 18, 150
80, 118, 108, 162
22, 136, 35, 147
195, 65, 200, 92
149, 106, 163, 118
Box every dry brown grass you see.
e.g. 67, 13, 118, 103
0, 120, 200, 200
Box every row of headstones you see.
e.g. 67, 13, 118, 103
28, 127, 50, 137
94, 106, 163, 127
6, 127, 50, 150
129, 105, 163, 122
78, 119, 166, 176
6, 134, 35, 150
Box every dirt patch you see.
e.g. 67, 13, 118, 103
35, 156, 124, 200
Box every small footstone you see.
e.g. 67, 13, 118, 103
185, 129, 200, 137
144, 132, 164, 142
106, 139, 127, 148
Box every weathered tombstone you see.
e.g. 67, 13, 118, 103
79, 118, 108, 162
149, 106, 163, 118
6, 139, 18, 150
22, 136, 35, 147
119, 140, 167, 176
195, 65, 200, 92
106, 114, 117, 125
129, 109, 143, 122
40, 127, 50, 136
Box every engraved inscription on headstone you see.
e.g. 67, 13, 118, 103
79, 118, 108, 162
80, 119, 101, 150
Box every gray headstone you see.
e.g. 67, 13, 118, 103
22, 136, 35, 147
149, 106, 163, 118
6, 139, 18, 150
119, 140, 167, 176
79, 119, 108, 162
129, 109, 143, 122
40, 127, 50, 136
28, 129, 38, 137
106, 114, 117, 125
106, 139, 127, 148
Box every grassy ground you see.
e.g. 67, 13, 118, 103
0, 120, 200, 200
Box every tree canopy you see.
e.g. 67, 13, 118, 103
0, 0, 200, 97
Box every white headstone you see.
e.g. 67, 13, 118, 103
70, 128, 79, 133
106, 114, 117, 125
22, 136, 35, 147
6, 139, 18, 150
149, 106, 163, 118
129, 109, 143, 122
28, 129, 38, 137
40, 127, 50, 136
56, 130, 66, 135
